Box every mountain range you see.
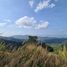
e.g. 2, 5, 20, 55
0, 35, 67, 44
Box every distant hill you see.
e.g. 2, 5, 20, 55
0, 35, 67, 51
0, 35, 67, 46
0, 36, 24, 42
0, 36, 24, 50
11, 35, 67, 44
38, 37, 67, 44
11, 35, 28, 40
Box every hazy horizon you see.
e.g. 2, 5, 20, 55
0, 34, 67, 38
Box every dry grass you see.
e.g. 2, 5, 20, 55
0, 43, 67, 67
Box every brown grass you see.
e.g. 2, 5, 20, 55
0, 43, 67, 67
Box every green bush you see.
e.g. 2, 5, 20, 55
0, 42, 6, 51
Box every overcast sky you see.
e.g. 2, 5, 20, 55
0, 0, 67, 37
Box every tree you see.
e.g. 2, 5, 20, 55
28, 36, 38, 43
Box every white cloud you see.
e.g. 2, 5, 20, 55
35, 0, 50, 12
16, 16, 49, 29
49, 3, 55, 8
0, 19, 11, 27
16, 16, 36, 28
4, 19, 11, 23
0, 23, 7, 26
29, 0, 34, 7
28, 0, 58, 12
35, 21, 49, 29
34, 0, 56, 12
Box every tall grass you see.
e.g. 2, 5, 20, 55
0, 42, 67, 67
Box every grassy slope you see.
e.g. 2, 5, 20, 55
0, 43, 67, 67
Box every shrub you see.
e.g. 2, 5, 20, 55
0, 42, 6, 51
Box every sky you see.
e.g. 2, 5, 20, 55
0, 0, 67, 37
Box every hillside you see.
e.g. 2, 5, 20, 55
0, 43, 67, 67
0, 36, 67, 67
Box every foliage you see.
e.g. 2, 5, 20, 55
0, 42, 7, 51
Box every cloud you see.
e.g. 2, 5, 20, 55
49, 3, 55, 8
0, 23, 7, 26
35, 21, 49, 29
16, 16, 36, 28
35, 0, 50, 12
34, 0, 56, 12
28, 0, 58, 12
29, 0, 34, 7
4, 19, 11, 23
0, 19, 11, 27
0, 32, 3, 36
16, 16, 49, 29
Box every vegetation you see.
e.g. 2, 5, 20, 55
0, 42, 7, 51
0, 36, 67, 67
